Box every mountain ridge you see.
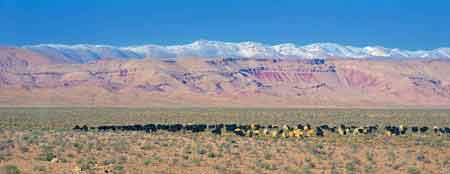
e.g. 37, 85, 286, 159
23, 40, 450, 63
1, 46, 450, 108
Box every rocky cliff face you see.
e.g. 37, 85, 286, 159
1, 47, 450, 107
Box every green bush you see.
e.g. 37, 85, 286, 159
207, 152, 216, 158
113, 165, 125, 174
103, 159, 116, 165
36, 150, 55, 161
144, 159, 152, 166
4, 165, 21, 174
407, 167, 421, 174
77, 158, 96, 171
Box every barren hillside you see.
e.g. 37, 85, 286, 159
1, 47, 450, 107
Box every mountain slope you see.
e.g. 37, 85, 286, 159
0, 46, 63, 71
1, 55, 450, 107
23, 40, 450, 63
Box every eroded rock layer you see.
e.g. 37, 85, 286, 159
1, 47, 450, 107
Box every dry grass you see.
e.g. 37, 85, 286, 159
1, 107, 450, 129
1, 130, 450, 174
1, 108, 450, 173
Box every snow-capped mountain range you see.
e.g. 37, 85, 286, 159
23, 40, 450, 63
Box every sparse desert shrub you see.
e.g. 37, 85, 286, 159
33, 165, 47, 173
364, 163, 375, 174
170, 158, 179, 165
192, 159, 201, 166
103, 159, 116, 165
67, 153, 75, 159
113, 164, 125, 174
256, 160, 278, 171
87, 142, 96, 151
143, 159, 152, 166
304, 157, 316, 169
36, 149, 55, 161
345, 160, 357, 174
18, 145, 29, 153
111, 140, 129, 152
53, 135, 67, 147
77, 157, 96, 171
73, 142, 83, 151
351, 143, 359, 153
0, 151, 13, 161
443, 156, 450, 166
197, 148, 207, 155
0, 139, 14, 151
2, 108, 450, 174
141, 143, 153, 150
153, 155, 162, 163
366, 150, 374, 162
37, 144, 56, 161
22, 133, 39, 145
301, 165, 312, 174
407, 166, 421, 174
387, 148, 396, 162
3, 165, 21, 174
264, 152, 272, 160
330, 162, 339, 174
117, 155, 128, 164
392, 160, 406, 170
207, 152, 216, 158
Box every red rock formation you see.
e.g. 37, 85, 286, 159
342, 69, 380, 88
1, 50, 450, 107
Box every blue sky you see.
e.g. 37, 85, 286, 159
0, 0, 449, 49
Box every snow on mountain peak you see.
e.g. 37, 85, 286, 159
23, 40, 450, 63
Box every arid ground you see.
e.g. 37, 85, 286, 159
1, 108, 450, 174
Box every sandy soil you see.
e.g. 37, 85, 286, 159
1, 130, 450, 174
